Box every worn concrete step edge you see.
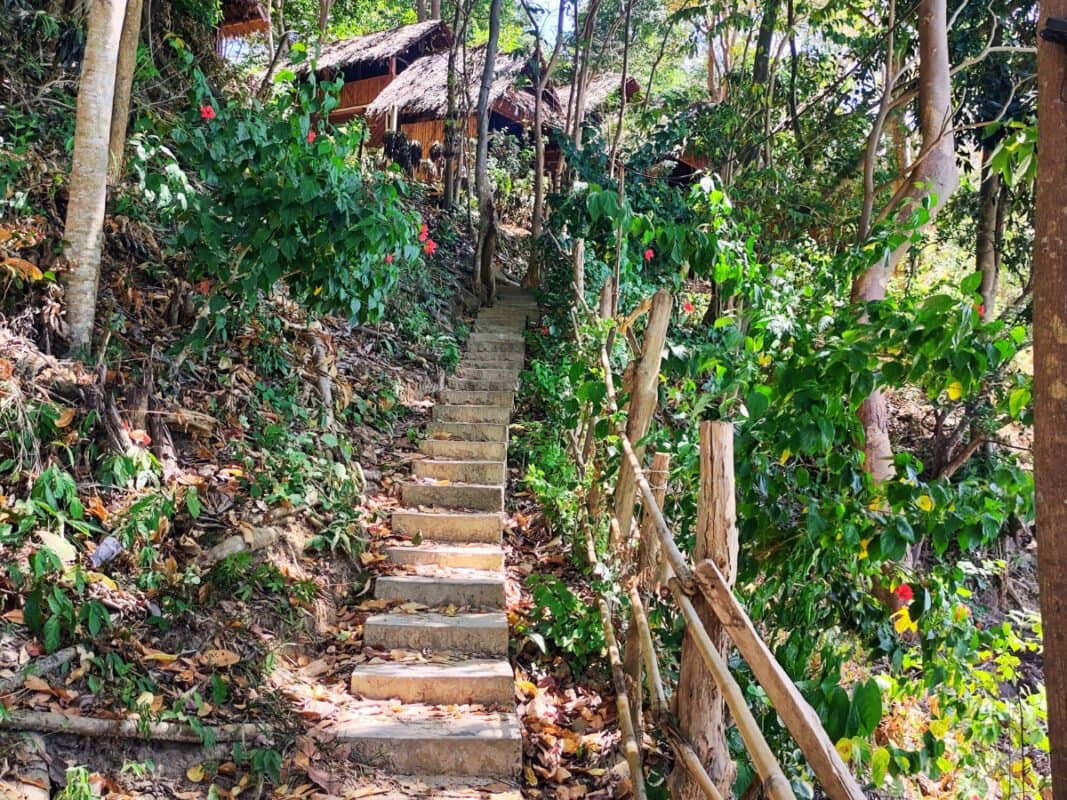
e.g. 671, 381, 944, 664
363, 611, 509, 655
426, 422, 509, 442
401, 482, 504, 512
391, 510, 502, 544
419, 439, 508, 462
414, 459, 507, 485
440, 390, 515, 408
385, 541, 505, 571
332, 709, 521, 777
432, 405, 512, 424
350, 658, 514, 706
375, 573, 506, 609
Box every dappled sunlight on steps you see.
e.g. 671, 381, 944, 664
337, 287, 537, 793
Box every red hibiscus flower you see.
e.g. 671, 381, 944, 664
683, 301, 694, 313
894, 583, 914, 603
199, 105, 216, 121
418, 224, 429, 243
644, 248, 654, 261
974, 303, 985, 317
307, 130, 317, 144
384, 254, 394, 264
423, 239, 437, 256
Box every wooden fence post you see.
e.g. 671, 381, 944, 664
669, 421, 738, 799
612, 291, 673, 549
624, 451, 670, 734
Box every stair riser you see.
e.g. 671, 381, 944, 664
414, 460, 506, 484
467, 341, 524, 355
433, 405, 512, 424
447, 379, 518, 392
363, 613, 509, 654
427, 422, 508, 442
420, 439, 508, 461
468, 333, 525, 344
401, 483, 503, 512
441, 390, 515, 408
350, 670, 513, 706
341, 730, 521, 778
460, 357, 524, 370
391, 511, 502, 543
375, 577, 506, 608
455, 369, 521, 384
385, 545, 505, 571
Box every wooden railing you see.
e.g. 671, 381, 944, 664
563, 282, 866, 800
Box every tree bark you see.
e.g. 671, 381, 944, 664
430, 0, 440, 19
976, 147, 1001, 321
441, 0, 468, 211
669, 421, 738, 799
752, 0, 779, 85
850, 0, 959, 486
106, 0, 143, 185
62, 0, 127, 353
416, 0, 426, 21
473, 0, 501, 305
1034, 0, 1067, 792
613, 291, 672, 548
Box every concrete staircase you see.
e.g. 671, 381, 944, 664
338, 288, 536, 793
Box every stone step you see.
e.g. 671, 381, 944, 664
427, 421, 508, 442
376, 573, 506, 608
455, 367, 520, 382
350, 658, 514, 706
440, 389, 515, 408
461, 353, 524, 366
468, 332, 525, 344
414, 459, 506, 485
385, 542, 505, 571
420, 439, 508, 462
334, 707, 521, 777
364, 611, 509, 655
391, 510, 502, 543
447, 378, 518, 392
467, 339, 524, 354
433, 405, 512, 425
401, 482, 504, 512
344, 775, 521, 799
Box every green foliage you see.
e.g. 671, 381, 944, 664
145, 44, 424, 341
56, 766, 95, 800
525, 575, 605, 675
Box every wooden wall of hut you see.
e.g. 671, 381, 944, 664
338, 75, 393, 113
398, 117, 477, 152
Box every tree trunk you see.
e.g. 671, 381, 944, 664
850, 0, 959, 486
441, 0, 467, 211
106, 0, 143, 185
62, 0, 127, 353
976, 147, 1001, 321
416, 0, 426, 21
430, 0, 440, 19
751, 0, 779, 85
473, 0, 501, 305
613, 292, 672, 548
669, 421, 738, 799
1034, 0, 1067, 792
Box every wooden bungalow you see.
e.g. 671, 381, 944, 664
556, 73, 641, 127
365, 45, 561, 153
218, 0, 270, 55
297, 20, 453, 139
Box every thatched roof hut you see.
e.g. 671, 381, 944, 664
218, 0, 270, 54
297, 20, 452, 83
557, 73, 641, 122
366, 45, 560, 129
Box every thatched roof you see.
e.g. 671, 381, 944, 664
558, 73, 641, 119
298, 20, 452, 77
365, 45, 560, 123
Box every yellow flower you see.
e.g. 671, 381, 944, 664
758, 353, 772, 367
946, 380, 963, 401
835, 739, 852, 762
779, 449, 791, 465
916, 494, 935, 512
893, 607, 918, 635
858, 539, 870, 559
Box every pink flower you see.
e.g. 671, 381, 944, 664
199, 105, 216, 121
644, 248, 654, 261
418, 224, 429, 243
384, 254, 394, 264
682, 301, 694, 313
423, 239, 437, 256
894, 584, 914, 603
307, 130, 317, 144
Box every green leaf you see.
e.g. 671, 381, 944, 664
1009, 387, 1031, 419
43, 616, 61, 653
746, 387, 770, 420
871, 745, 891, 785
960, 272, 982, 294
852, 679, 883, 736
186, 488, 202, 519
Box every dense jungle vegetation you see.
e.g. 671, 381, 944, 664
0, 0, 1057, 797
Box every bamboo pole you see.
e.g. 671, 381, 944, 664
693, 560, 866, 800
669, 577, 796, 800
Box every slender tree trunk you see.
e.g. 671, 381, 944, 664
62, 0, 127, 353
976, 147, 1001, 321
669, 421, 738, 799
752, 0, 779, 85
1034, 0, 1067, 792
442, 0, 468, 211
264, 0, 274, 63
416, 0, 426, 22
430, 0, 440, 19
473, 0, 501, 304
106, 0, 143, 185
850, 0, 959, 486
